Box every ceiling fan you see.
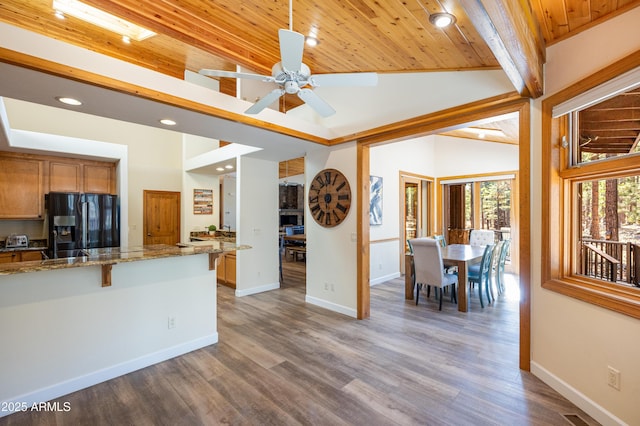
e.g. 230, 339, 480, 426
199, 25, 378, 117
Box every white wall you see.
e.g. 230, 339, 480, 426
433, 135, 519, 176
369, 137, 436, 284
182, 134, 221, 239
0, 254, 217, 413
531, 8, 640, 426
305, 143, 359, 317
235, 156, 279, 296
222, 174, 237, 231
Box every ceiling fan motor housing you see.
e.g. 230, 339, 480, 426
272, 62, 311, 83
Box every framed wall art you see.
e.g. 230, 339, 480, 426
193, 188, 213, 215
369, 176, 383, 225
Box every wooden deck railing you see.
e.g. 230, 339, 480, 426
580, 239, 640, 286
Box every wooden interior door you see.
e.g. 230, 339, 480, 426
143, 190, 181, 245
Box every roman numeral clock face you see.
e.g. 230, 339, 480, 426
308, 168, 352, 228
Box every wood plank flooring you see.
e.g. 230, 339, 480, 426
0, 259, 598, 425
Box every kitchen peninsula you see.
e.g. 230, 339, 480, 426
0, 240, 247, 417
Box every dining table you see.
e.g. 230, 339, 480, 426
282, 234, 306, 261
405, 243, 486, 312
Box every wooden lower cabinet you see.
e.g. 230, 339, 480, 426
0, 250, 43, 263
216, 251, 236, 288
20, 251, 43, 261
0, 252, 17, 263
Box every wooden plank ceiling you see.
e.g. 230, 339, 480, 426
0, 0, 638, 148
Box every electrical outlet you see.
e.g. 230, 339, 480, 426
324, 282, 329, 290
607, 366, 620, 390
168, 316, 176, 330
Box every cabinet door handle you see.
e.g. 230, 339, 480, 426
147, 233, 151, 236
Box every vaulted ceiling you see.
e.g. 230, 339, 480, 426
0, 0, 639, 147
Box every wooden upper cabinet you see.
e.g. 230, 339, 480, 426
84, 164, 114, 194
49, 162, 81, 192
48, 160, 115, 194
0, 155, 44, 219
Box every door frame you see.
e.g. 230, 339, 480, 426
398, 171, 434, 274
357, 95, 531, 371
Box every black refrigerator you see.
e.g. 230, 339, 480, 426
47, 192, 120, 258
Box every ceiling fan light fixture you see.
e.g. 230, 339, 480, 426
429, 12, 456, 28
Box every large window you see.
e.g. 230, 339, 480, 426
442, 176, 514, 235
542, 55, 640, 318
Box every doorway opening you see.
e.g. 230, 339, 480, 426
399, 173, 433, 274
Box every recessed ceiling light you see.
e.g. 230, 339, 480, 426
122, 35, 131, 44
159, 119, 176, 126
54, 10, 65, 19
216, 167, 225, 172
429, 12, 456, 28
52, 0, 156, 41
225, 164, 234, 169
56, 96, 82, 106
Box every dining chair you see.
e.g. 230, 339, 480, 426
279, 234, 285, 283
410, 237, 458, 311
489, 241, 504, 300
467, 243, 495, 308
495, 239, 511, 294
432, 234, 446, 247
469, 229, 495, 247
407, 239, 416, 295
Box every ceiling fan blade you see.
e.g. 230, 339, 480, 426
245, 88, 285, 114
297, 88, 336, 117
309, 72, 378, 87
199, 69, 274, 82
278, 29, 305, 72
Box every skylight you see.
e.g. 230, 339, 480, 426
52, 0, 156, 41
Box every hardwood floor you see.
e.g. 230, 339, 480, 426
1, 259, 598, 425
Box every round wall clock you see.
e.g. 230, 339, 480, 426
308, 168, 351, 228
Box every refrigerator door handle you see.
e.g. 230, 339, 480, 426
81, 201, 88, 249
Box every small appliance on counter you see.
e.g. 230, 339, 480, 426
5, 234, 29, 249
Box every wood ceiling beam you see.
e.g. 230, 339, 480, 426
458, 0, 545, 98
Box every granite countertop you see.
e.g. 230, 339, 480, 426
0, 241, 250, 276
190, 235, 236, 242
0, 246, 47, 253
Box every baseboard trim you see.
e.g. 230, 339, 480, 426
305, 295, 357, 318
370, 272, 401, 286
0, 333, 218, 418
235, 282, 280, 297
530, 361, 627, 426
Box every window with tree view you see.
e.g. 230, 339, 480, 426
543, 61, 640, 319
578, 176, 640, 286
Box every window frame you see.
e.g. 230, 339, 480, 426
542, 51, 640, 319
